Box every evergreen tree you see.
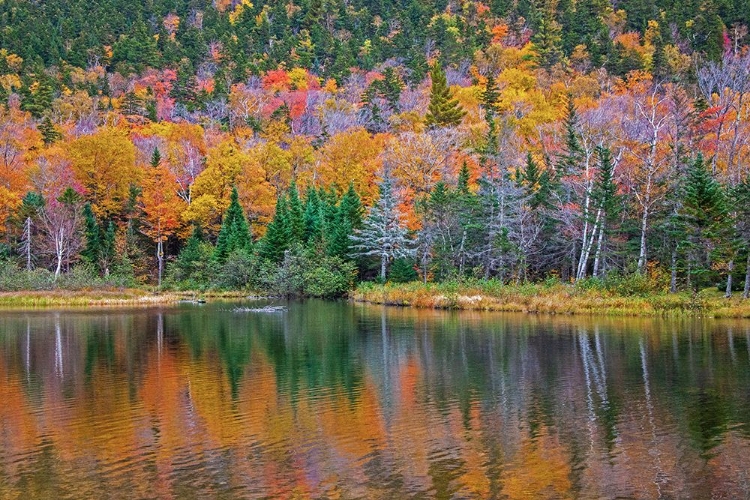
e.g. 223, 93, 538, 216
39, 116, 62, 145
680, 154, 729, 288
81, 203, 101, 266
21, 78, 54, 118
171, 225, 209, 284
425, 62, 466, 128
350, 172, 413, 280
214, 187, 251, 263
286, 182, 305, 245
381, 67, 404, 111
457, 162, 471, 195
303, 187, 324, 245
732, 178, 750, 298
328, 183, 363, 260
481, 74, 501, 119
260, 196, 290, 263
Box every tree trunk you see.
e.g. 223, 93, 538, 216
157, 239, 164, 288
26, 217, 32, 271
637, 206, 649, 273
670, 249, 677, 294
381, 253, 387, 281
744, 253, 750, 299
593, 220, 606, 278
725, 258, 734, 298
54, 228, 64, 281
458, 230, 466, 276
579, 208, 602, 280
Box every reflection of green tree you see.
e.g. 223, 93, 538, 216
686, 389, 729, 458
216, 321, 252, 400
175, 301, 365, 402
258, 301, 364, 404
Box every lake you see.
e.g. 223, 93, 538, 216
1, 300, 749, 499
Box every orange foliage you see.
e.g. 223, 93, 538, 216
315, 128, 386, 204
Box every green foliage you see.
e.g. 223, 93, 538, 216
165, 226, 215, 290
255, 249, 356, 297
0, 259, 133, 291
389, 257, 419, 283
214, 187, 251, 264
425, 62, 466, 128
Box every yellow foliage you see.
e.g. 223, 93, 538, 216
184, 139, 246, 233
69, 127, 139, 220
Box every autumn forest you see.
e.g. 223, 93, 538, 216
1, 0, 750, 298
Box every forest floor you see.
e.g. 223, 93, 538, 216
0, 289, 248, 309
352, 282, 750, 318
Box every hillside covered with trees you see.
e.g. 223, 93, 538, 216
0, 0, 749, 298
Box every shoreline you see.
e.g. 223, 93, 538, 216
0, 290, 250, 309
2, 284, 749, 319
351, 282, 750, 319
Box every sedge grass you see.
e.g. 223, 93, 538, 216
352, 281, 750, 318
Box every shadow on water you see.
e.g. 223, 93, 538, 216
0, 302, 749, 498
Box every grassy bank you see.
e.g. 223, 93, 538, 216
352, 281, 750, 318
0, 289, 250, 309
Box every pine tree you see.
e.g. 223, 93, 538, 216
457, 162, 471, 195
425, 62, 466, 128
680, 154, 729, 288
286, 182, 305, 245
172, 225, 207, 283
559, 96, 583, 176
481, 74, 501, 118
381, 68, 404, 111
350, 173, 413, 280
21, 79, 54, 118
328, 183, 363, 260
82, 203, 101, 266
39, 116, 62, 145
260, 196, 290, 263
214, 187, 251, 264
303, 187, 324, 245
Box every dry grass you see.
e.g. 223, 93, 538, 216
0, 289, 250, 309
352, 282, 750, 318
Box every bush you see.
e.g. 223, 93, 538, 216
253, 250, 356, 298
389, 257, 419, 283
0, 259, 135, 291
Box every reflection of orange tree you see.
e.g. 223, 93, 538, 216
0, 357, 38, 467
500, 427, 573, 499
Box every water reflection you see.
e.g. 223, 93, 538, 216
1, 302, 749, 499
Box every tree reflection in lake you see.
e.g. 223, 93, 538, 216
0, 301, 749, 499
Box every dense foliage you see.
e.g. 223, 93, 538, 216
0, 0, 749, 297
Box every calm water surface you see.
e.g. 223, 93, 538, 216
1, 301, 750, 499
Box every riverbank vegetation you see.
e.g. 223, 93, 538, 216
353, 279, 750, 318
0, 0, 749, 304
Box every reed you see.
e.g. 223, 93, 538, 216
352, 281, 750, 318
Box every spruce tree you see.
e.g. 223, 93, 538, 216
303, 187, 324, 245
39, 116, 62, 145
82, 204, 101, 266
457, 162, 471, 195
328, 183, 363, 260
680, 154, 729, 288
286, 182, 305, 245
481, 74, 501, 118
214, 187, 251, 264
425, 62, 466, 128
350, 173, 413, 280
260, 196, 290, 263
